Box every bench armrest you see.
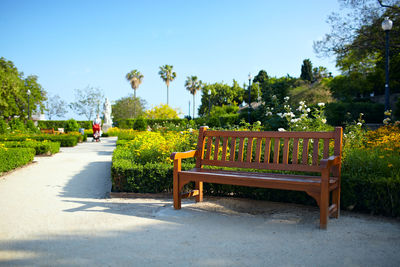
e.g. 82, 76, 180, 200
320, 155, 341, 169
170, 150, 197, 160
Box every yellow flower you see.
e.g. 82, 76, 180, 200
388, 164, 393, 168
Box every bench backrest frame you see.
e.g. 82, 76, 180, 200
195, 126, 342, 174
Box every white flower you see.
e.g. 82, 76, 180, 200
357, 122, 362, 126
299, 101, 305, 105
284, 96, 290, 101
317, 103, 325, 107
306, 108, 311, 113
278, 128, 286, 132
266, 111, 272, 116
383, 118, 391, 125
277, 113, 283, 117
322, 119, 327, 124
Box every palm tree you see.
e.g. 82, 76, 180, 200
158, 65, 176, 105
185, 76, 202, 119
126, 70, 144, 117
126, 70, 144, 99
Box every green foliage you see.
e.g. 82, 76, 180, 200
325, 101, 384, 126
395, 97, 400, 120
133, 117, 147, 131
0, 147, 35, 174
300, 59, 313, 82
1, 140, 60, 155
126, 69, 144, 99
69, 86, 104, 120
0, 134, 78, 147
0, 57, 47, 120
0, 119, 9, 134
65, 119, 80, 133
37, 120, 92, 130
26, 120, 40, 134
289, 79, 334, 106
158, 64, 176, 105
8, 118, 25, 132
112, 95, 146, 121
199, 80, 244, 116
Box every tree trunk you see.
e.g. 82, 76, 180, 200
134, 89, 136, 118
167, 85, 169, 105
193, 94, 195, 119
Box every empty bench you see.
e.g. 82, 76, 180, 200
170, 126, 343, 229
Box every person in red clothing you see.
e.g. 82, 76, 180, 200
92, 114, 102, 142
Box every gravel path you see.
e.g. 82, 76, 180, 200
0, 137, 399, 266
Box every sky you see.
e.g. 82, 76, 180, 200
0, 0, 342, 120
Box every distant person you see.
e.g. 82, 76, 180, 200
92, 114, 101, 142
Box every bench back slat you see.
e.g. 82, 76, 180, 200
196, 127, 342, 173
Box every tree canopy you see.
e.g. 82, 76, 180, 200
145, 104, 181, 119
69, 86, 104, 120
185, 76, 203, 119
112, 95, 147, 121
0, 57, 46, 120
126, 69, 144, 99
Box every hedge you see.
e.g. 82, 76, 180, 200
0, 134, 78, 147
37, 120, 92, 130
111, 159, 400, 217
1, 140, 60, 155
114, 118, 190, 129
325, 101, 384, 126
0, 147, 35, 174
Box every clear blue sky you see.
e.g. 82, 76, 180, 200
0, 0, 341, 119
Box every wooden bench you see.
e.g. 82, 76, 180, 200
40, 128, 62, 134
170, 126, 343, 229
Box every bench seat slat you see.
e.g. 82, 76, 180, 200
204, 130, 335, 139
200, 159, 325, 172
179, 168, 338, 191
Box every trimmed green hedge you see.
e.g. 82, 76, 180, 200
115, 118, 190, 129
0, 147, 35, 174
37, 120, 92, 130
325, 101, 384, 126
0, 134, 78, 147
1, 140, 60, 155
111, 158, 400, 217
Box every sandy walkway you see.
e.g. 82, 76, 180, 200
0, 137, 399, 266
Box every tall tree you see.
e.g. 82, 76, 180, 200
112, 94, 147, 121
126, 69, 144, 117
253, 70, 269, 84
300, 59, 313, 82
125, 70, 144, 99
158, 64, 176, 105
45, 94, 67, 120
185, 76, 203, 119
69, 86, 104, 120
0, 57, 46, 120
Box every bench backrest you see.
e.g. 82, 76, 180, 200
195, 126, 342, 173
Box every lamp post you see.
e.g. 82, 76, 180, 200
248, 73, 252, 123
207, 89, 212, 116
382, 17, 393, 113
27, 89, 31, 120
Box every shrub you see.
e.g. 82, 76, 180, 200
65, 119, 80, 133
0, 119, 9, 134
325, 101, 384, 126
26, 120, 40, 134
9, 118, 25, 132
1, 140, 60, 155
0, 146, 35, 174
133, 117, 147, 131
0, 134, 78, 147
37, 120, 92, 130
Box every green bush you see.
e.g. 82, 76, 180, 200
65, 119, 80, 132
37, 120, 92, 130
0, 134, 78, 147
9, 118, 25, 132
133, 117, 147, 131
326, 101, 384, 126
0, 147, 35, 174
26, 120, 40, 134
115, 118, 190, 130
0, 119, 9, 134
111, 160, 194, 193
1, 140, 60, 155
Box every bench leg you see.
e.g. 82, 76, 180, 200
320, 170, 329, 229
195, 181, 203, 202
332, 187, 340, 218
173, 160, 181, 210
